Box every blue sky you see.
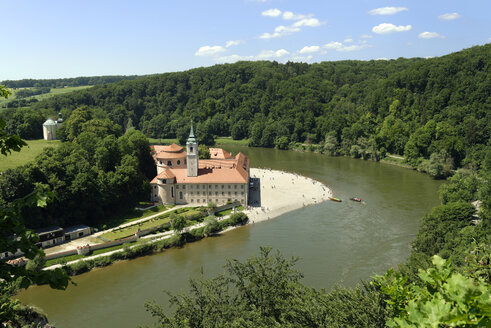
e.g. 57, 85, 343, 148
1, 0, 490, 80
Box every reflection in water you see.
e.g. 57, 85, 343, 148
17, 147, 442, 328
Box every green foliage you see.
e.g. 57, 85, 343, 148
198, 144, 210, 159
412, 201, 476, 258
439, 169, 480, 204
375, 255, 490, 327
203, 217, 220, 236
144, 247, 387, 327
170, 213, 186, 233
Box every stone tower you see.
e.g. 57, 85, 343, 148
186, 124, 198, 177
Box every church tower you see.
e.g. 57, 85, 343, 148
186, 124, 198, 177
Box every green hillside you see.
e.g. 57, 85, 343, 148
13, 44, 487, 174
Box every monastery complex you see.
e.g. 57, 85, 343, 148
150, 126, 250, 206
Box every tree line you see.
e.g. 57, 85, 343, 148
1, 75, 142, 89
2, 44, 480, 177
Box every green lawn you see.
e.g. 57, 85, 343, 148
215, 137, 249, 145
100, 207, 205, 241
0, 86, 92, 107
44, 242, 134, 267
0, 139, 61, 171
148, 137, 249, 146
97, 204, 170, 230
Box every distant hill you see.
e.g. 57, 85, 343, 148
1, 75, 143, 89
6, 44, 491, 172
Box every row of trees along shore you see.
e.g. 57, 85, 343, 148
0, 45, 489, 326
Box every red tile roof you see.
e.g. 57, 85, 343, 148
150, 149, 249, 184
209, 148, 232, 159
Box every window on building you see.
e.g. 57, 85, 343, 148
171, 187, 174, 198
215, 185, 218, 189
222, 192, 224, 196
79, 232, 84, 237
197, 199, 200, 203
197, 191, 200, 196
176, 185, 179, 189
209, 185, 212, 188
159, 161, 162, 165
234, 185, 237, 189
228, 192, 231, 196
241, 192, 244, 195
222, 185, 224, 189
4, 252, 9, 258
216, 199, 218, 202
190, 146, 193, 152
191, 199, 194, 202
167, 160, 172, 166
179, 191, 183, 200
215, 192, 218, 196
183, 185, 186, 189
191, 192, 194, 195
241, 185, 244, 189
154, 186, 157, 189
177, 160, 181, 165
228, 185, 231, 189
235, 192, 237, 196
202, 199, 205, 203
154, 194, 157, 198
209, 192, 212, 195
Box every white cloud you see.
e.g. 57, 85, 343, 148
282, 11, 309, 20
257, 49, 290, 59
216, 49, 290, 63
292, 18, 322, 27
262, 8, 282, 17
195, 45, 226, 56
344, 38, 353, 43
323, 41, 369, 52
372, 23, 412, 34
360, 34, 373, 39
369, 7, 408, 15
438, 12, 461, 20
324, 41, 343, 50
259, 25, 301, 39
299, 45, 321, 54
225, 40, 243, 47
419, 32, 445, 39
259, 10, 323, 40
377, 58, 389, 61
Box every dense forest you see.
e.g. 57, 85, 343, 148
0, 75, 142, 89
2, 44, 486, 177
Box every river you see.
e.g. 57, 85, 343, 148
17, 146, 442, 327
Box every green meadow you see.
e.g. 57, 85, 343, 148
0, 139, 60, 171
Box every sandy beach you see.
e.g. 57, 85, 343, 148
243, 168, 332, 224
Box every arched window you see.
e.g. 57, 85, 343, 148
171, 187, 174, 198
177, 160, 181, 165
179, 191, 183, 199
167, 160, 172, 166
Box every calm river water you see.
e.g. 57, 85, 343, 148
17, 146, 442, 327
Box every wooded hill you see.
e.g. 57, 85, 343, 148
13, 43, 487, 174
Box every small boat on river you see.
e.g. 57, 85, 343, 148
350, 197, 362, 202
329, 197, 342, 202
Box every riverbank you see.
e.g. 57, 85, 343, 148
37, 168, 331, 272
244, 168, 332, 224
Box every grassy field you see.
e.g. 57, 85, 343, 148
100, 207, 204, 241
0, 86, 92, 107
97, 204, 171, 230
148, 137, 249, 146
0, 139, 61, 171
